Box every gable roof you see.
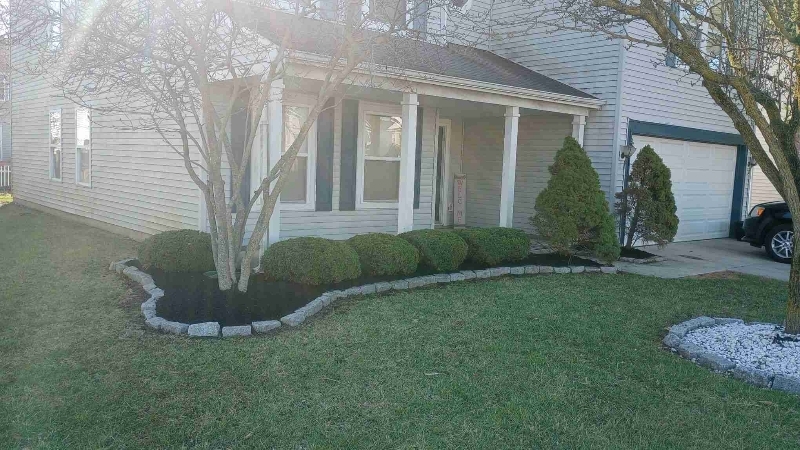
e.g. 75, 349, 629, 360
237, 7, 596, 100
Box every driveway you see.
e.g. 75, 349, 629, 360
616, 238, 790, 281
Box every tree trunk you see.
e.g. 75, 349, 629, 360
786, 219, 800, 334
625, 207, 640, 248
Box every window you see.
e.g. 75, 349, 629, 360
76, 107, 91, 186
665, 1, 680, 68
49, 0, 62, 50
0, 75, 8, 102
369, 0, 407, 25
49, 109, 62, 180
281, 104, 316, 208
358, 105, 402, 207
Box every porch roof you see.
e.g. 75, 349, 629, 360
238, 7, 597, 101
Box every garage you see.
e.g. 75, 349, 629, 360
632, 135, 738, 242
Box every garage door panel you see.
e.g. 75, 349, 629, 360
633, 135, 737, 242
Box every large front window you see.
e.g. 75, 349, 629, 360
281, 104, 316, 208
362, 113, 402, 203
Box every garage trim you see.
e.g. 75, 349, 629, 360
626, 120, 748, 240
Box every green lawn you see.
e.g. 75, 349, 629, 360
1, 204, 799, 449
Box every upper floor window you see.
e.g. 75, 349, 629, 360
369, 0, 407, 25
0, 74, 9, 102
49, 0, 62, 50
49, 108, 62, 180
76, 107, 91, 186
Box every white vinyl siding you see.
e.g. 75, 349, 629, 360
12, 45, 200, 237
461, 113, 575, 230
749, 164, 782, 206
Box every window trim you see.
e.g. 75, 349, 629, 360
49, 0, 62, 50
75, 106, 92, 187
356, 101, 403, 210
279, 100, 317, 211
49, 108, 62, 181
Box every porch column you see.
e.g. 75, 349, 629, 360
499, 106, 519, 228
572, 114, 586, 146
398, 92, 418, 234
264, 79, 284, 248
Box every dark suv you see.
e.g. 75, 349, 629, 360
739, 201, 793, 263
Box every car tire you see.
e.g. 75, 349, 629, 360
765, 223, 794, 264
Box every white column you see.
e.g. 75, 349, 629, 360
499, 106, 519, 228
398, 92, 418, 234
264, 79, 284, 248
572, 114, 586, 147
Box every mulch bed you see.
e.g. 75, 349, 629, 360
619, 247, 659, 260
145, 253, 602, 326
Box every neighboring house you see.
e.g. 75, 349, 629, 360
475, 0, 773, 242
11, 4, 602, 245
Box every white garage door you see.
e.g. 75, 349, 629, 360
632, 135, 737, 242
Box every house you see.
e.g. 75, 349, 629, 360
468, 0, 780, 241
10, 4, 603, 245
11, 0, 775, 246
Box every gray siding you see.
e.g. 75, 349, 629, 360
488, 0, 623, 201
11, 46, 200, 235
461, 113, 575, 230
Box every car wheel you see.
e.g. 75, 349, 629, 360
765, 224, 794, 264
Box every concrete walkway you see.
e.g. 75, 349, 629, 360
616, 238, 790, 281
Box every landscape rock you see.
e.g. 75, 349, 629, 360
142, 308, 157, 320
662, 333, 682, 349
161, 321, 189, 335
391, 280, 409, 290
148, 288, 165, 299
325, 290, 345, 300
473, 269, 491, 279
360, 284, 377, 295
732, 367, 774, 388
141, 297, 157, 313
509, 266, 525, 275
490, 267, 511, 277
374, 282, 393, 293
523, 265, 539, 274
188, 322, 221, 337
696, 352, 736, 371
435, 274, 451, 283
553, 267, 570, 274
714, 317, 744, 325
343, 286, 363, 297
449, 272, 466, 282
772, 375, 800, 394
677, 341, 705, 360
145, 316, 167, 330
670, 316, 715, 337
280, 312, 306, 327
584, 266, 601, 273
600, 266, 618, 274
459, 270, 476, 280
538, 266, 554, 274
252, 320, 282, 333
407, 277, 427, 289
304, 298, 324, 316
319, 294, 333, 306
570, 266, 585, 274
222, 325, 252, 337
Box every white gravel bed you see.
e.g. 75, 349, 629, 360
684, 323, 800, 378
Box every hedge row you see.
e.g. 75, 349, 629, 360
138, 227, 533, 286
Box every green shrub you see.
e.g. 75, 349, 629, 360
530, 137, 620, 263
138, 229, 216, 273
615, 145, 679, 248
399, 229, 468, 272
457, 227, 531, 266
261, 237, 361, 285
347, 233, 420, 277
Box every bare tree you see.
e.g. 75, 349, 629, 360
11, 0, 460, 293
494, 0, 800, 332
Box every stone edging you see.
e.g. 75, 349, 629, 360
111, 259, 617, 338
663, 316, 800, 395
618, 256, 666, 264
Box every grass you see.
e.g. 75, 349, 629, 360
1, 203, 799, 448
0, 191, 11, 206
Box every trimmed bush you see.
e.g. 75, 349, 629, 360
261, 237, 361, 285
138, 229, 215, 273
530, 137, 620, 264
399, 229, 468, 272
457, 227, 531, 266
347, 233, 420, 277
615, 145, 679, 248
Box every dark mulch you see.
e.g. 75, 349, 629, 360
139, 253, 602, 326
620, 247, 659, 259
